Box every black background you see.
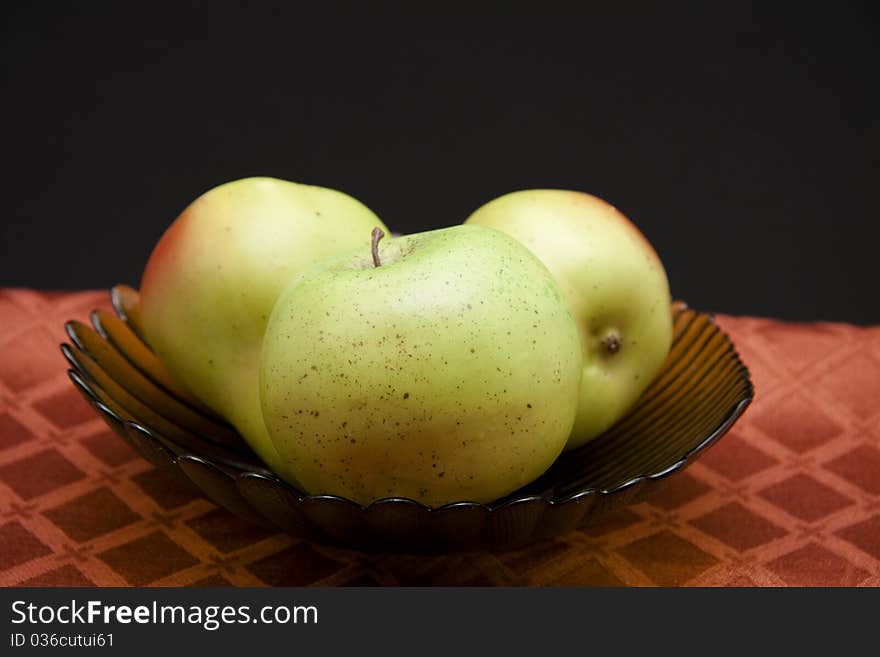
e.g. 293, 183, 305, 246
2, 1, 877, 323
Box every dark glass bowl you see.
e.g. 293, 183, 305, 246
61, 286, 753, 553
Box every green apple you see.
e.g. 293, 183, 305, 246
260, 224, 582, 506
465, 190, 673, 450
140, 177, 389, 471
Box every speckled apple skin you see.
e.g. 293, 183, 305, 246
466, 190, 673, 449
140, 177, 388, 472
260, 225, 582, 507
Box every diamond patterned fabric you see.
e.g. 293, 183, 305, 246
1, 289, 878, 586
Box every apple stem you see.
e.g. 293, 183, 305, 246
371, 227, 385, 267
602, 331, 622, 354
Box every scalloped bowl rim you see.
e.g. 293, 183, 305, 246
69, 361, 754, 515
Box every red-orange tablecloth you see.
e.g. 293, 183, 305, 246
0, 289, 877, 586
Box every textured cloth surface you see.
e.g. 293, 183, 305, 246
0, 289, 878, 587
